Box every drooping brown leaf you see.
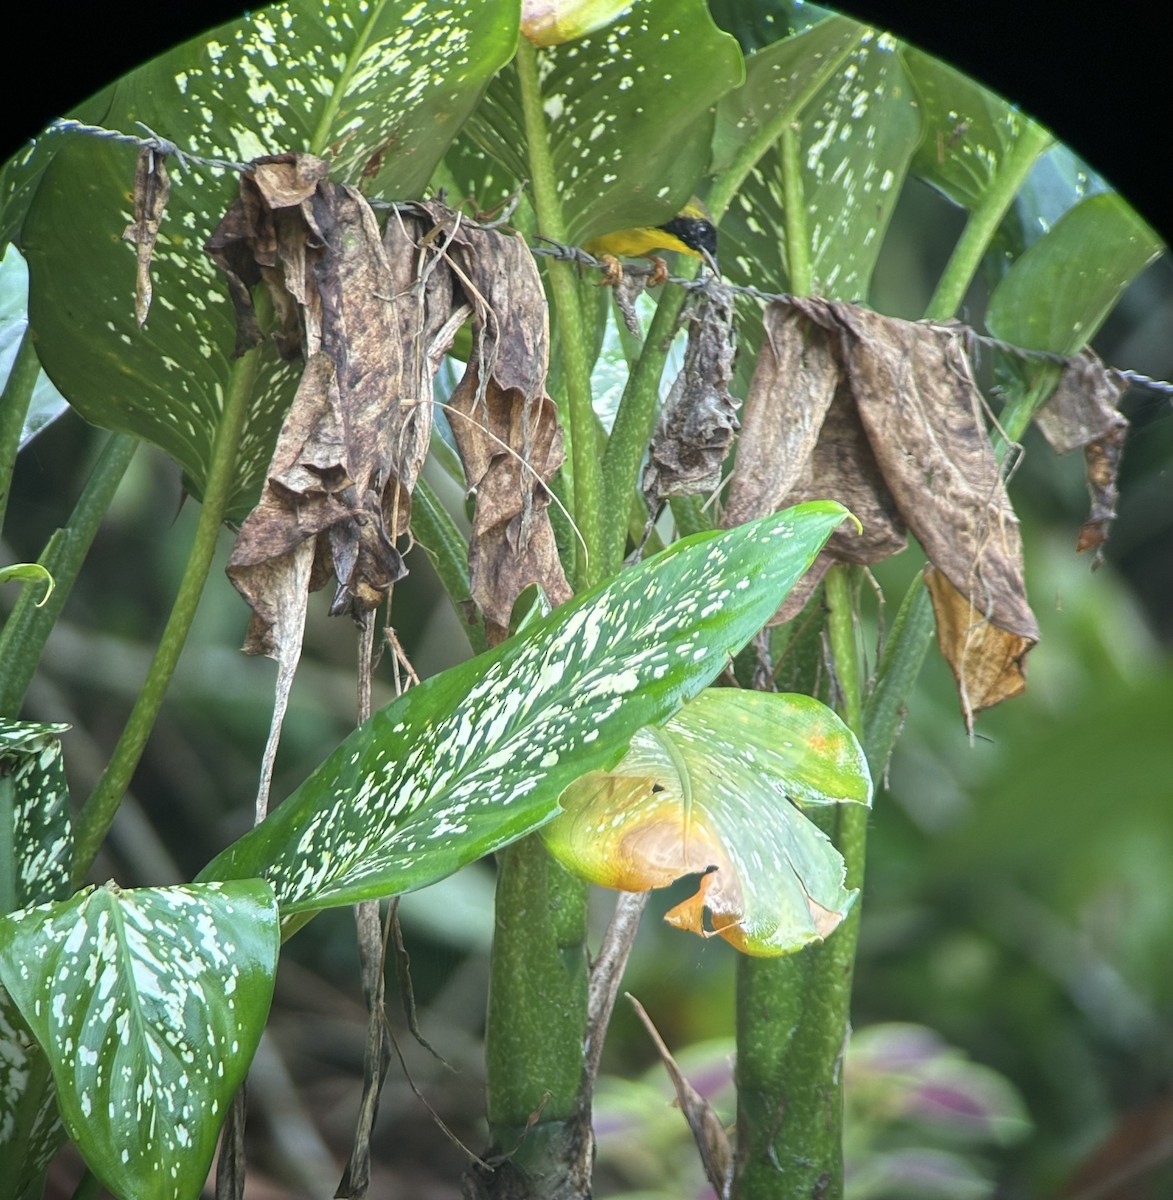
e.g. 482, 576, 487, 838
121, 147, 171, 327
925, 565, 1034, 732
642, 284, 740, 508
217, 166, 413, 660
1034, 348, 1129, 567
724, 298, 1039, 721
627, 994, 733, 1200
435, 215, 571, 638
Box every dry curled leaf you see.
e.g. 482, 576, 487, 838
1034, 348, 1129, 567
725, 298, 1039, 723
121, 147, 171, 327
435, 213, 571, 639
642, 284, 740, 508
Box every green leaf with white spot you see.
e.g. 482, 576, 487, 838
543, 689, 871, 955
0, 881, 279, 1200
0, 984, 63, 1200
904, 45, 1042, 212
1, 720, 72, 912
20, 0, 518, 517
722, 29, 920, 302
200, 503, 850, 913
469, 0, 744, 244
0, 722, 73, 1199
986, 193, 1163, 355
711, 15, 864, 176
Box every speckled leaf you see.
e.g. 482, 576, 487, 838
711, 15, 864, 176
986, 193, 1162, 355
0, 984, 63, 1200
20, 1, 517, 517
904, 46, 1042, 211
0, 881, 279, 1200
723, 29, 920, 301
200, 503, 849, 912
1, 720, 72, 911
470, 0, 744, 244
544, 689, 870, 954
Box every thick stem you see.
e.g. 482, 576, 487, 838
734, 570, 865, 1200
484, 837, 591, 1196
70, 347, 261, 884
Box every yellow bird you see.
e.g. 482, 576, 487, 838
584, 198, 717, 284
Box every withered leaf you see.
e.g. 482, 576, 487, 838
438, 216, 571, 638
215, 159, 420, 662
642, 284, 740, 508
725, 298, 1039, 720
1034, 348, 1129, 567
925, 565, 1035, 732
121, 147, 171, 328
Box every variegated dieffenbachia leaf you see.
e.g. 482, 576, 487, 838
542, 689, 872, 955
0, 720, 72, 911
0, 721, 73, 1199
200, 503, 850, 912
21, 0, 518, 518
722, 27, 921, 302
0, 881, 279, 1200
986, 193, 1162, 355
903, 45, 1047, 212
467, 0, 743, 244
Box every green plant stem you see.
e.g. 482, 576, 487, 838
924, 121, 1053, 320
515, 37, 602, 592
70, 350, 261, 885
779, 123, 813, 295
0, 327, 41, 536
411, 476, 487, 654
600, 285, 689, 575
735, 569, 866, 1200
0, 432, 138, 717
485, 837, 590, 1168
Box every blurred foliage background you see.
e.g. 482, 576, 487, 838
4, 17, 1173, 1200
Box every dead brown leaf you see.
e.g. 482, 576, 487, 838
435, 215, 571, 639
925, 565, 1034, 731
121, 147, 171, 327
724, 298, 1039, 721
1034, 348, 1129, 567
642, 284, 740, 507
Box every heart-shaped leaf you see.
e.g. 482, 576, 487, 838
0, 881, 279, 1200
21, 0, 518, 517
542, 689, 871, 955
200, 503, 850, 913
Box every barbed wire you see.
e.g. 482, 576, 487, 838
38, 118, 1173, 400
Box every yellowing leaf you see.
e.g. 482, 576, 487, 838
544, 689, 871, 956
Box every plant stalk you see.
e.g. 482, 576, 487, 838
0, 327, 41, 536
515, 37, 602, 592
70, 348, 261, 884
0, 432, 138, 717
924, 120, 1053, 320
